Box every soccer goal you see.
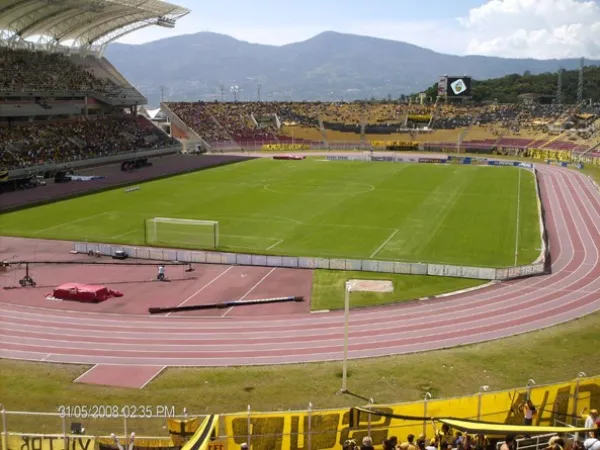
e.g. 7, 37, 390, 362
145, 218, 219, 249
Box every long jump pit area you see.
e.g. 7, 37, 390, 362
0, 236, 313, 388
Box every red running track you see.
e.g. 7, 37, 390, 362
0, 164, 599, 369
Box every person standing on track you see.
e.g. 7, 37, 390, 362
157, 265, 166, 281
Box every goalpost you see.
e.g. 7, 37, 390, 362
145, 218, 219, 249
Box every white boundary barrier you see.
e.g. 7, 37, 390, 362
72, 241, 543, 281
531, 167, 549, 265
8, 146, 181, 180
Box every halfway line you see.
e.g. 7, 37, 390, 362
370, 229, 399, 258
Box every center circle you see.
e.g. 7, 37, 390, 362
263, 181, 375, 195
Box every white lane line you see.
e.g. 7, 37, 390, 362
165, 266, 235, 317
221, 267, 277, 318
370, 229, 399, 258
139, 365, 167, 389
73, 364, 99, 382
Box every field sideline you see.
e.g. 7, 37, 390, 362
0, 158, 541, 268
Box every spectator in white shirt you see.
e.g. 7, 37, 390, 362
583, 437, 600, 450
585, 409, 598, 438
425, 439, 437, 450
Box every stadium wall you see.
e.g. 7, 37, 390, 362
209, 142, 599, 166
7, 146, 181, 181
2, 375, 599, 450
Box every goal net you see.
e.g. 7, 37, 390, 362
145, 218, 219, 249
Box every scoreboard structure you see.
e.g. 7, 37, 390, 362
438, 75, 472, 99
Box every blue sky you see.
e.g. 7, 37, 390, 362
117, 0, 600, 59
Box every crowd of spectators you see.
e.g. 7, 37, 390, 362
0, 115, 176, 170
167, 101, 594, 146
0, 49, 121, 96
168, 102, 279, 143
343, 409, 600, 450
167, 101, 423, 143
429, 104, 573, 132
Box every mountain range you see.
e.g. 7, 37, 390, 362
105, 31, 600, 106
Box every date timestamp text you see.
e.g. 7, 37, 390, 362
58, 405, 176, 419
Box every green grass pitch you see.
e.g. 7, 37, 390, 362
0, 158, 541, 267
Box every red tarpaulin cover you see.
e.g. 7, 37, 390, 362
51, 283, 123, 303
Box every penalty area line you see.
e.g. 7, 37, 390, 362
266, 239, 284, 250
32, 211, 112, 235
370, 229, 399, 258
111, 229, 138, 240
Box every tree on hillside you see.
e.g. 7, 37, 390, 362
421, 66, 600, 104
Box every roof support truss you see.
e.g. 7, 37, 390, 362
0, 0, 33, 17
0, 0, 190, 49
63, 9, 149, 44
14, 6, 76, 38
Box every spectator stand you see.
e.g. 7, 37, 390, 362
0, 0, 191, 185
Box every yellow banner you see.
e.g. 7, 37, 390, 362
181, 415, 219, 450
407, 115, 431, 122
220, 376, 600, 450
167, 418, 201, 445
97, 437, 179, 450
2, 434, 95, 450
261, 144, 310, 151
370, 141, 418, 148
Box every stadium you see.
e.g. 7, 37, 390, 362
1, 1, 600, 450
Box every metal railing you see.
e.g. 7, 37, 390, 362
496, 434, 558, 450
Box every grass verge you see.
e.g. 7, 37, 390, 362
1, 310, 599, 434
580, 165, 600, 185
310, 270, 485, 310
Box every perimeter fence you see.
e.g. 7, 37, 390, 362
72, 241, 544, 281
1, 375, 598, 450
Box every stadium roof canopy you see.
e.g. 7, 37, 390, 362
0, 0, 190, 51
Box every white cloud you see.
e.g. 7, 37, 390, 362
458, 0, 600, 59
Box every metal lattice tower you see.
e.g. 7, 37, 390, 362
556, 68, 563, 105
577, 57, 584, 105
